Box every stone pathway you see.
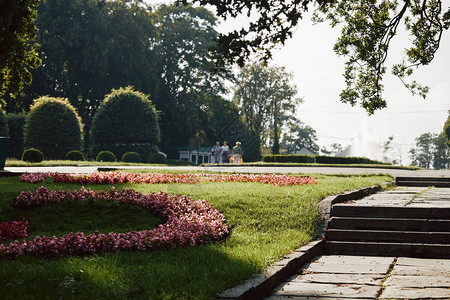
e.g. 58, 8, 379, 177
268, 255, 450, 299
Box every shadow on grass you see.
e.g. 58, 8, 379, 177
0, 243, 255, 299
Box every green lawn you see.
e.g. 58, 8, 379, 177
0, 172, 391, 299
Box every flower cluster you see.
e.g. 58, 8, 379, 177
1, 187, 228, 259
20, 171, 317, 186
0, 217, 29, 242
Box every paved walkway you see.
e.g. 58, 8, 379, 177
268, 255, 450, 299
4, 165, 450, 178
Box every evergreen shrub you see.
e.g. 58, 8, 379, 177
22, 148, 44, 163
24, 97, 83, 159
96, 150, 116, 162
90, 87, 159, 161
66, 150, 85, 161
6, 113, 26, 158
0, 110, 8, 137
148, 153, 166, 164
122, 152, 141, 163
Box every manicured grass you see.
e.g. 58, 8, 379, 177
0, 172, 392, 299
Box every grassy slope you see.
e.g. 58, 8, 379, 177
0, 173, 391, 299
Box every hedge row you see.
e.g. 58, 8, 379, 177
263, 154, 388, 165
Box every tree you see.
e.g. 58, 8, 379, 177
321, 143, 344, 156
282, 116, 319, 154
0, 0, 41, 108
179, 0, 450, 114
409, 132, 449, 169
444, 113, 450, 147
382, 135, 394, 163
233, 61, 302, 154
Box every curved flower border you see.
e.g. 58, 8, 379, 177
0, 187, 228, 259
20, 171, 317, 187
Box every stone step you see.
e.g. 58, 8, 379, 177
325, 241, 450, 258
331, 205, 450, 219
396, 177, 450, 187
328, 217, 450, 232
325, 229, 450, 244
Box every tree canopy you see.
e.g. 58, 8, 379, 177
180, 0, 450, 114
0, 0, 41, 108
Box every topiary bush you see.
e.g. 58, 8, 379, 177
90, 86, 160, 161
22, 148, 44, 163
96, 150, 116, 162
148, 152, 166, 164
121, 151, 141, 163
6, 113, 26, 158
66, 150, 85, 161
24, 96, 83, 159
0, 109, 8, 137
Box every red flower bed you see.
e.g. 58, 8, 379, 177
20, 171, 317, 186
0, 217, 29, 242
0, 187, 228, 259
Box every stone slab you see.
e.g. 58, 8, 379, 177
396, 257, 450, 268
384, 275, 450, 287
293, 273, 383, 286
380, 287, 450, 299
392, 264, 450, 276
307, 255, 394, 265
271, 282, 380, 298
267, 296, 370, 300
303, 262, 390, 274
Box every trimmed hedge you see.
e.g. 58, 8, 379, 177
262, 154, 388, 165
5, 113, 26, 158
263, 154, 315, 163
90, 86, 159, 161
24, 96, 83, 159
0, 109, 8, 137
66, 150, 85, 161
121, 152, 141, 163
148, 152, 166, 164
96, 150, 116, 162
22, 148, 44, 163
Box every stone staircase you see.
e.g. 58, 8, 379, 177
324, 199, 450, 258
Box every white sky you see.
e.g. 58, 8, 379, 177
153, 1, 450, 164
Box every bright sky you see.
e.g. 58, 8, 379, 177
154, 1, 450, 164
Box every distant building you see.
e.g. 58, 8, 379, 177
167, 146, 212, 164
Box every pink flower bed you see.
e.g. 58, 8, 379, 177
20, 171, 317, 186
0, 217, 29, 242
0, 187, 228, 259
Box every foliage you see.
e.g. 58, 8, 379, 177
22, 148, 44, 163
24, 97, 83, 159
263, 154, 315, 163
0, 0, 41, 107
282, 116, 319, 154
410, 132, 449, 169
0, 109, 8, 136
148, 153, 166, 164
121, 152, 142, 163
320, 143, 345, 156
90, 87, 159, 160
95, 151, 116, 163
444, 114, 450, 147
233, 61, 302, 154
315, 155, 386, 165
66, 150, 85, 161
5, 113, 26, 158
180, 0, 450, 114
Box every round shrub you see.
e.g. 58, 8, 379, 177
6, 113, 26, 158
24, 96, 83, 159
148, 152, 166, 164
90, 86, 160, 160
66, 150, 85, 161
96, 150, 116, 162
0, 109, 8, 137
121, 151, 141, 163
22, 148, 44, 163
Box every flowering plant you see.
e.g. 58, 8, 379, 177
1, 187, 228, 259
20, 171, 317, 187
0, 217, 29, 242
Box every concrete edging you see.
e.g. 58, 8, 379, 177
217, 183, 392, 299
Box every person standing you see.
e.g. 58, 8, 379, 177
232, 142, 242, 164
222, 141, 230, 163
212, 141, 222, 163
